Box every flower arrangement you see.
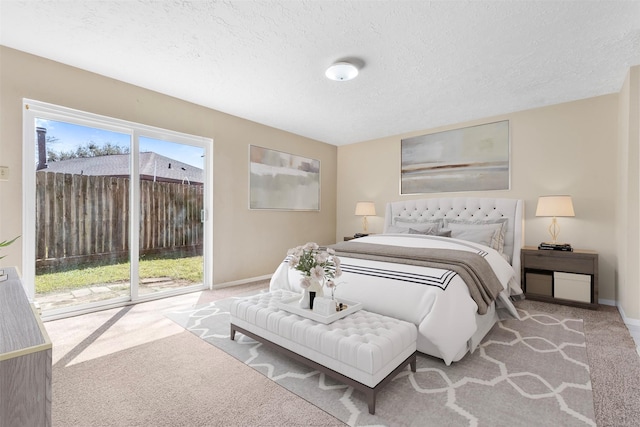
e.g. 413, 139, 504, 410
287, 242, 342, 294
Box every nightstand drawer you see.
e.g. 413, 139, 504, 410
523, 253, 594, 275
554, 272, 591, 303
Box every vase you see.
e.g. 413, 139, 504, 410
299, 289, 311, 309
309, 291, 317, 310
311, 284, 324, 298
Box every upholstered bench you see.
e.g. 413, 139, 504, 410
229, 290, 417, 414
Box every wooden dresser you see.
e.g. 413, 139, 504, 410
0, 267, 52, 427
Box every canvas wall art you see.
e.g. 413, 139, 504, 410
401, 120, 510, 194
249, 145, 320, 210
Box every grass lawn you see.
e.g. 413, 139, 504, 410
36, 256, 203, 293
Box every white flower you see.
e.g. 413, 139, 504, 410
334, 266, 342, 278
311, 265, 325, 282
288, 255, 300, 267
326, 279, 335, 289
315, 251, 329, 263
303, 242, 319, 251
300, 276, 311, 289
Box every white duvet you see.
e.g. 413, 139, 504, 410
269, 234, 521, 365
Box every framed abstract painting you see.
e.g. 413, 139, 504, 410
249, 145, 320, 210
401, 120, 510, 194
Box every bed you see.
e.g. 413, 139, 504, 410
269, 197, 524, 365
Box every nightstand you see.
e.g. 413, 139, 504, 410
521, 246, 598, 309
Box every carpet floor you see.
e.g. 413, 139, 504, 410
167, 291, 596, 426
46, 282, 640, 426
514, 299, 640, 427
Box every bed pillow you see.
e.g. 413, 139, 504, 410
385, 225, 411, 234
392, 217, 444, 230
387, 223, 440, 234
444, 224, 498, 248
443, 218, 508, 253
408, 228, 452, 237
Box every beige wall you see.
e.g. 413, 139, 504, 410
0, 46, 337, 285
337, 95, 620, 304
617, 66, 640, 320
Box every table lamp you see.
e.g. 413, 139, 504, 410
535, 195, 575, 248
355, 201, 376, 234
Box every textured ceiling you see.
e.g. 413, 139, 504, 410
1, 1, 639, 146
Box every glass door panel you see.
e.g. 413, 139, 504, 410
33, 118, 132, 312
137, 137, 205, 297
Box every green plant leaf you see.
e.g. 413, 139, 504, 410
0, 235, 20, 248
0, 235, 20, 259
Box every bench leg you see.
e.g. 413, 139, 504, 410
366, 352, 416, 414
230, 324, 236, 341
366, 389, 376, 414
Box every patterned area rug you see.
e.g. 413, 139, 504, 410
167, 295, 596, 426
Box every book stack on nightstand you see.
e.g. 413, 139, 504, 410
521, 246, 598, 309
344, 233, 371, 241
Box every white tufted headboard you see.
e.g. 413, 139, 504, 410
384, 197, 524, 285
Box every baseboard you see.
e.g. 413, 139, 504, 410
618, 304, 640, 327
598, 298, 616, 306
213, 274, 272, 289
617, 304, 640, 356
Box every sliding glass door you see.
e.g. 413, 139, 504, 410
23, 100, 212, 319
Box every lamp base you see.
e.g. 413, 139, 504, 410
538, 242, 573, 251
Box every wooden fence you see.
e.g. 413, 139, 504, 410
36, 171, 203, 272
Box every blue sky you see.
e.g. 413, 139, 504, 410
35, 118, 204, 168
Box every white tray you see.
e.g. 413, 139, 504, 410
276, 295, 362, 324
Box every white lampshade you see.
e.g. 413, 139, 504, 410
535, 195, 575, 244
535, 195, 575, 217
325, 62, 359, 81
355, 201, 376, 216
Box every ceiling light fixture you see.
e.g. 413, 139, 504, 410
325, 61, 359, 81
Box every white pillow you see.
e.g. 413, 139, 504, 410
385, 225, 410, 234
393, 217, 444, 230
443, 218, 508, 253
386, 224, 439, 234
445, 224, 499, 248
409, 228, 452, 237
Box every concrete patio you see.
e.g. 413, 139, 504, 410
36, 277, 197, 312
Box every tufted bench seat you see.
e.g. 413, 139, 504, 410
229, 290, 417, 414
